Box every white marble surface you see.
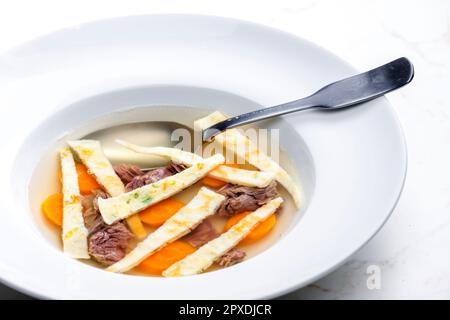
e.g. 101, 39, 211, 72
0, 0, 449, 299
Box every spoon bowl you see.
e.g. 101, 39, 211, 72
85, 121, 194, 168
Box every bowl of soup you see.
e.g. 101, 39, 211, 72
0, 15, 406, 299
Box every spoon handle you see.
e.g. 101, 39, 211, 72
202, 57, 414, 141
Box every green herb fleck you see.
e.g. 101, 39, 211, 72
133, 192, 139, 199
142, 195, 152, 204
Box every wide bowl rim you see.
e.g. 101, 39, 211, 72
0, 14, 407, 300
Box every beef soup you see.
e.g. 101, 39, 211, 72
38, 111, 303, 277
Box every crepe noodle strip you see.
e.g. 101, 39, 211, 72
68, 140, 126, 197
60, 148, 89, 259
116, 140, 275, 188
98, 154, 225, 225
194, 112, 302, 208
163, 197, 283, 277
107, 187, 225, 273
68, 140, 146, 239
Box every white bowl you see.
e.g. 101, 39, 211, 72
0, 15, 406, 299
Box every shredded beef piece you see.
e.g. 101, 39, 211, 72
114, 164, 144, 184
81, 194, 98, 230
217, 249, 246, 267
125, 161, 187, 191
81, 189, 133, 266
88, 223, 133, 266
182, 220, 218, 247
182, 220, 246, 267
216, 181, 278, 217
166, 161, 187, 174
125, 167, 172, 191
81, 189, 109, 231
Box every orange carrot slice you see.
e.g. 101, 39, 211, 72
75, 163, 102, 195
137, 241, 196, 275
139, 198, 185, 227
42, 193, 63, 226
201, 163, 241, 188
224, 211, 276, 245
201, 176, 228, 188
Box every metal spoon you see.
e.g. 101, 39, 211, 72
85, 57, 413, 167
202, 57, 414, 142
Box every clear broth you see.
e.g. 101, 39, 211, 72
32, 119, 302, 276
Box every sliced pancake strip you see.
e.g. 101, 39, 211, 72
116, 140, 274, 188
68, 140, 125, 197
162, 197, 283, 277
106, 187, 225, 273
60, 148, 89, 259
194, 112, 302, 208
68, 139, 146, 239
98, 154, 225, 225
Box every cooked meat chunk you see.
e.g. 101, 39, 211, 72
81, 189, 133, 266
182, 220, 218, 247
125, 167, 171, 191
88, 222, 133, 265
216, 181, 278, 217
114, 164, 144, 184
166, 161, 188, 174
92, 189, 109, 212
217, 249, 246, 267
182, 219, 246, 267
81, 189, 109, 231
125, 161, 187, 191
